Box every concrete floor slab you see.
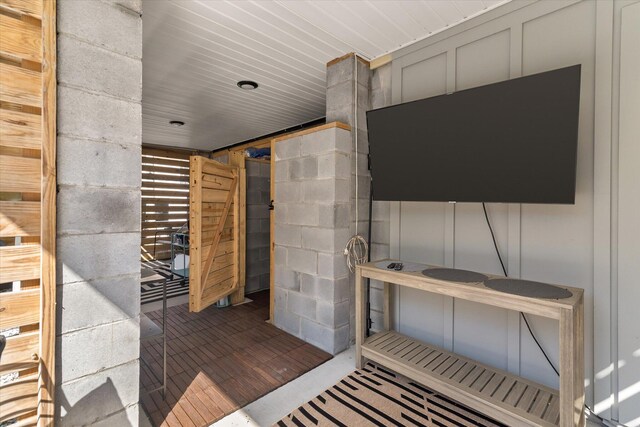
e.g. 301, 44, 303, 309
212, 347, 356, 427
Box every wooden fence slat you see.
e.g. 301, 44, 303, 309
0, 332, 39, 375
0, 14, 41, 63
141, 172, 189, 182
0, 63, 41, 108
141, 190, 188, 198
39, 0, 58, 421
140, 164, 189, 174
0, 0, 42, 18
141, 181, 189, 190
202, 188, 231, 203
0, 201, 40, 237
201, 161, 235, 177
0, 245, 40, 283
141, 221, 188, 230
142, 157, 189, 168
0, 155, 40, 193
142, 212, 188, 220
0, 109, 41, 150
0, 374, 38, 422
0, 289, 40, 330
141, 203, 188, 210
201, 174, 233, 190
142, 147, 193, 160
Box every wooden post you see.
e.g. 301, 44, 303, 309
189, 156, 202, 312
229, 152, 246, 305
383, 282, 391, 331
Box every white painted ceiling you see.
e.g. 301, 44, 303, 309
142, 0, 508, 151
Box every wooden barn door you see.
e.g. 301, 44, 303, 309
0, 0, 56, 425
189, 156, 245, 312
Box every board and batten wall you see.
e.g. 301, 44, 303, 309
378, 0, 640, 424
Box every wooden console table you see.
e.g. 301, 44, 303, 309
355, 261, 584, 427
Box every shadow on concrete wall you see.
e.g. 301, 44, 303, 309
57, 378, 132, 426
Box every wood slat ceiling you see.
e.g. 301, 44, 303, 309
142, 0, 508, 151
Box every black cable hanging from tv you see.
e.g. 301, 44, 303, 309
366, 158, 374, 337
481, 202, 559, 377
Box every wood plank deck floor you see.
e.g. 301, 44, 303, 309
140, 290, 332, 427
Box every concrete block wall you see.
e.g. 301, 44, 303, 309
56, 0, 142, 425
273, 127, 352, 354
246, 160, 270, 294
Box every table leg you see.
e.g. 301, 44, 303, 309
559, 295, 585, 427
355, 268, 366, 369
383, 282, 391, 331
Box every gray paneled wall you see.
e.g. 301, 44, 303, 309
245, 160, 270, 294
381, 0, 640, 423
616, 2, 640, 424
56, 0, 142, 425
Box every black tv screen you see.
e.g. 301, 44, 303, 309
367, 65, 581, 204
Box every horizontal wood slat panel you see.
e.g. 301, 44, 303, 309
0, 155, 40, 192
204, 263, 233, 283
0, 374, 38, 422
0, 14, 41, 63
0, 332, 39, 375
0, 245, 40, 282
141, 147, 191, 260
0, 201, 40, 237
201, 276, 235, 303
201, 228, 232, 245
201, 239, 233, 257
14, 413, 37, 427
202, 188, 232, 203
0, 63, 41, 108
209, 252, 233, 271
0, 109, 41, 150
0, 0, 42, 18
0, 289, 40, 330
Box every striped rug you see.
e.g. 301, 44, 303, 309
276, 362, 505, 427
140, 261, 189, 305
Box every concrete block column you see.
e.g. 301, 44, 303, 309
56, 0, 142, 425
326, 54, 374, 341
325, 55, 394, 337
273, 126, 352, 354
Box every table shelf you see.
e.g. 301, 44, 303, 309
363, 330, 559, 427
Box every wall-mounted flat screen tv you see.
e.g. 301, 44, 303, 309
367, 65, 581, 204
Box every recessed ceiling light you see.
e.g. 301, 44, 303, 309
169, 120, 185, 127
237, 80, 259, 90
